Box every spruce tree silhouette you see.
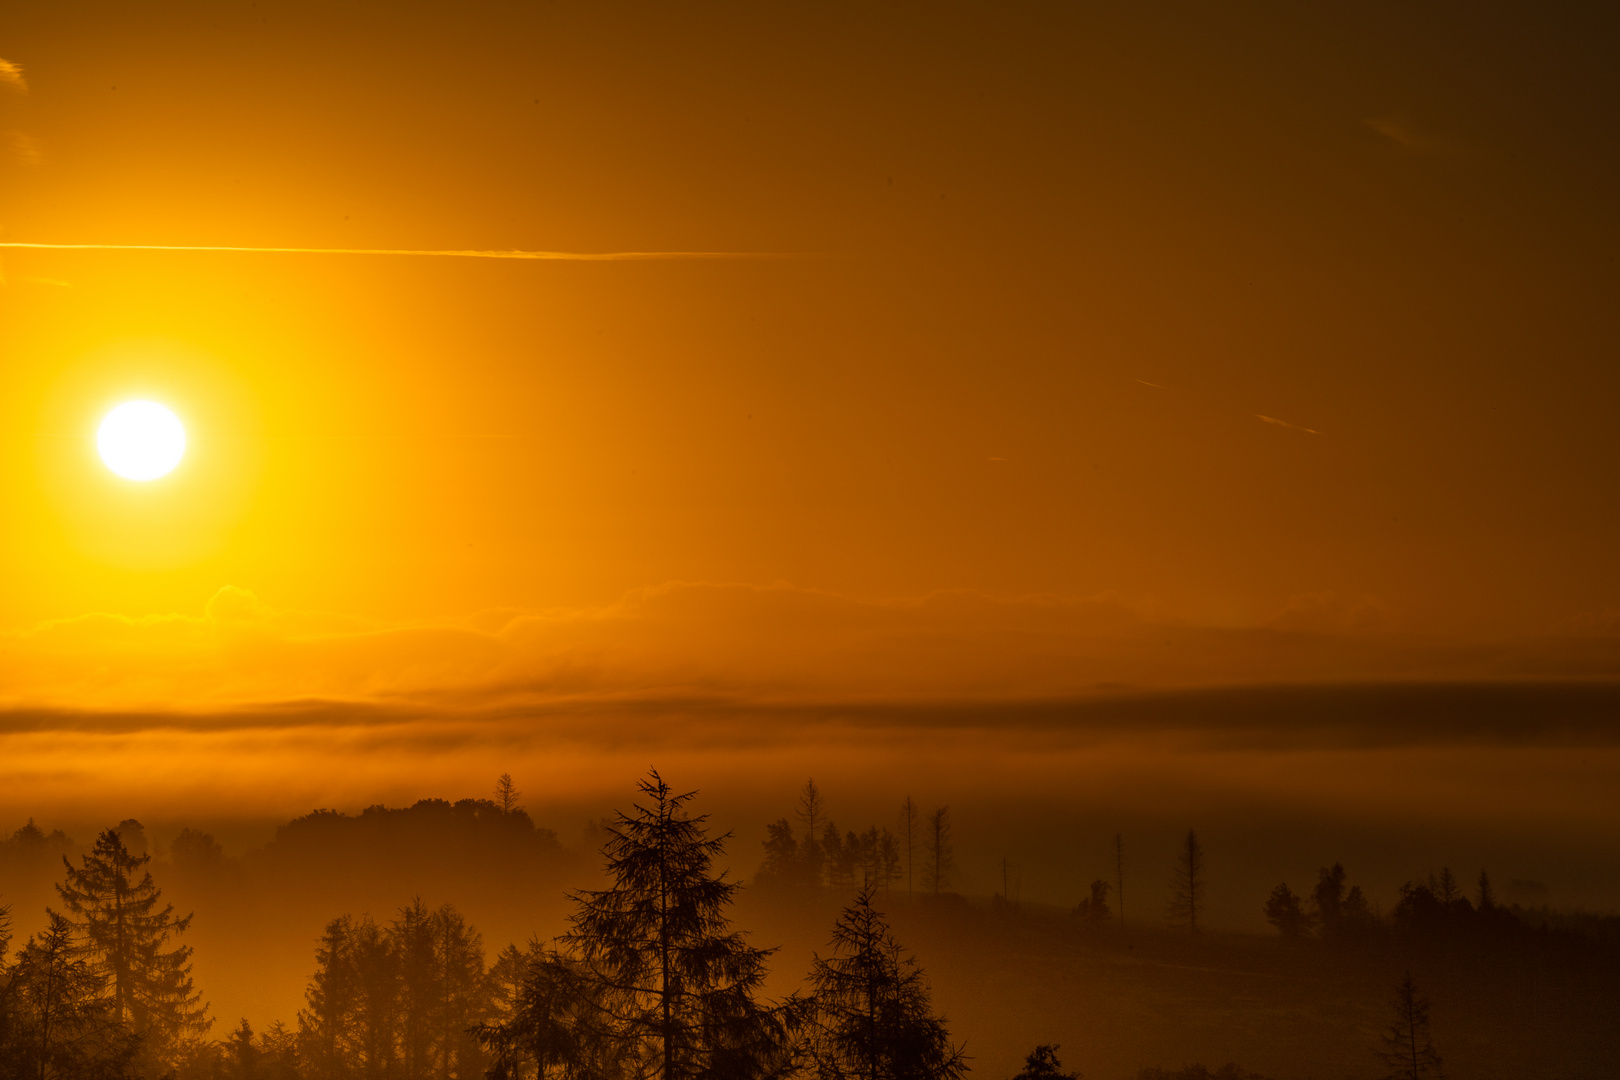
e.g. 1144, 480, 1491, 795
53, 826, 208, 1059
297, 915, 359, 1078
1378, 972, 1444, 1080
225, 1018, 261, 1077
1166, 830, 1205, 933
3, 911, 141, 1077
395, 898, 440, 1077
496, 773, 524, 816
925, 809, 954, 896
1262, 884, 1307, 938
1111, 834, 1127, 930
805, 886, 968, 1080
566, 771, 799, 1080
797, 780, 829, 887
475, 940, 621, 1080
900, 798, 920, 898
1010, 1044, 1080, 1080
1074, 881, 1111, 923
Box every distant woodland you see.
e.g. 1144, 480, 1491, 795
0, 772, 1616, 1080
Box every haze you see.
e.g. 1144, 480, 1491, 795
0, 4, 1617, 1079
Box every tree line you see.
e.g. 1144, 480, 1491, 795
0, 773, 979, 1080
4, 771, 1598, 1080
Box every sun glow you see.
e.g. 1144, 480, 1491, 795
97, 400, 187, 481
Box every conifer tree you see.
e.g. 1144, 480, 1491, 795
757, 820, 815, 892
54, 826, 207, 1058
497, 774, 524, 816
298, 915, 360, 1078
434, 902, 489, 1080
924, 810, 953, 896
566, 771, 798, 1080
899, 799, 919, 898
224, 1018, 261, 1079
1166, 830, 1205, 933
1263, 884, 1307, 938
1009, 1045, 1079, 1080
351, 915, 402, 1076
395, 897, 439, 1078
1074, 880, 1111, 923
1379, 972, 1444, 1080
474, 940, 621, 1080
797, 781, 828, 886
5, 911, 141, 1079
1111, 835, 1126, 930
805, 886, 967, 1080
1475, 870, 1496, 911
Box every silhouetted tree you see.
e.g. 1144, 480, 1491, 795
497, 774, 524, 816
805, 886, 967, 1080
823, 827, 902, 894
1433, 869, 1460, 906
1010, 1044, 1079, 1080
1074, 881, 1110, 923
756, 820, 815, 892
396, 898, 439, 1077
1112, 834, 1127, 930
224, 1018, 261, 1079
870, 828, 902, 893
1262, 884, 1307, 938
298, 915, 360, 1078
296, 912, 401, 1079
169, 829, 225, 874
899, 799, 919, 898
432, 902, 489, 1078
351, 915, 401, 1077
825, 825, 855, 891
258, 1021, 301, 1080
1378, 972, 1444, 1080
1475, 870, 1495, 912
1309, 863, 1375, 942
1, 911, 141, 1079
474, 940, 621, 1080
924, 810, 953, 896
1166, 830, 1205, 933
797, 781, 828, 886
566, 771, 797, 1080
54, 826, 208, 1061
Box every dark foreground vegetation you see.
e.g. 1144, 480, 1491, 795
1, 772, 1616, 1080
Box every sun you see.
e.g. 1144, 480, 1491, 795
97, 400, 187, 481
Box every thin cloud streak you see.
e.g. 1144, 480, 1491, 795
0, 242, 797, 261
1256, 414, 1320, 435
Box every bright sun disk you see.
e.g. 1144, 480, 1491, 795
97, 400, 187, 481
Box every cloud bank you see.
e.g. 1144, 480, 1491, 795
4, 581, 1619, 716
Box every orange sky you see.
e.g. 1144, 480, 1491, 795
1, 3, 1619, 852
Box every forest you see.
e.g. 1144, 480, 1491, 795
0, 771, 1616, 1080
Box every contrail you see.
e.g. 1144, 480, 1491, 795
0, 242, 790, 261
1256, 414, 1320, 435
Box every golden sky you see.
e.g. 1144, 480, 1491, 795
1, 3, 1619, 839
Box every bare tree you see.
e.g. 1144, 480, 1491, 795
495, 773, 523, 816
1166, 828, 1206, 933
900, 797, 919, 898
925, 808, 953, 895
797, 779, 828, 883
1112, 833, 1127, 929
1379, 972, 1444, 1080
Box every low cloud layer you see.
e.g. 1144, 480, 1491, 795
5, 581, 1620, 714
3, 584, 1618, 907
